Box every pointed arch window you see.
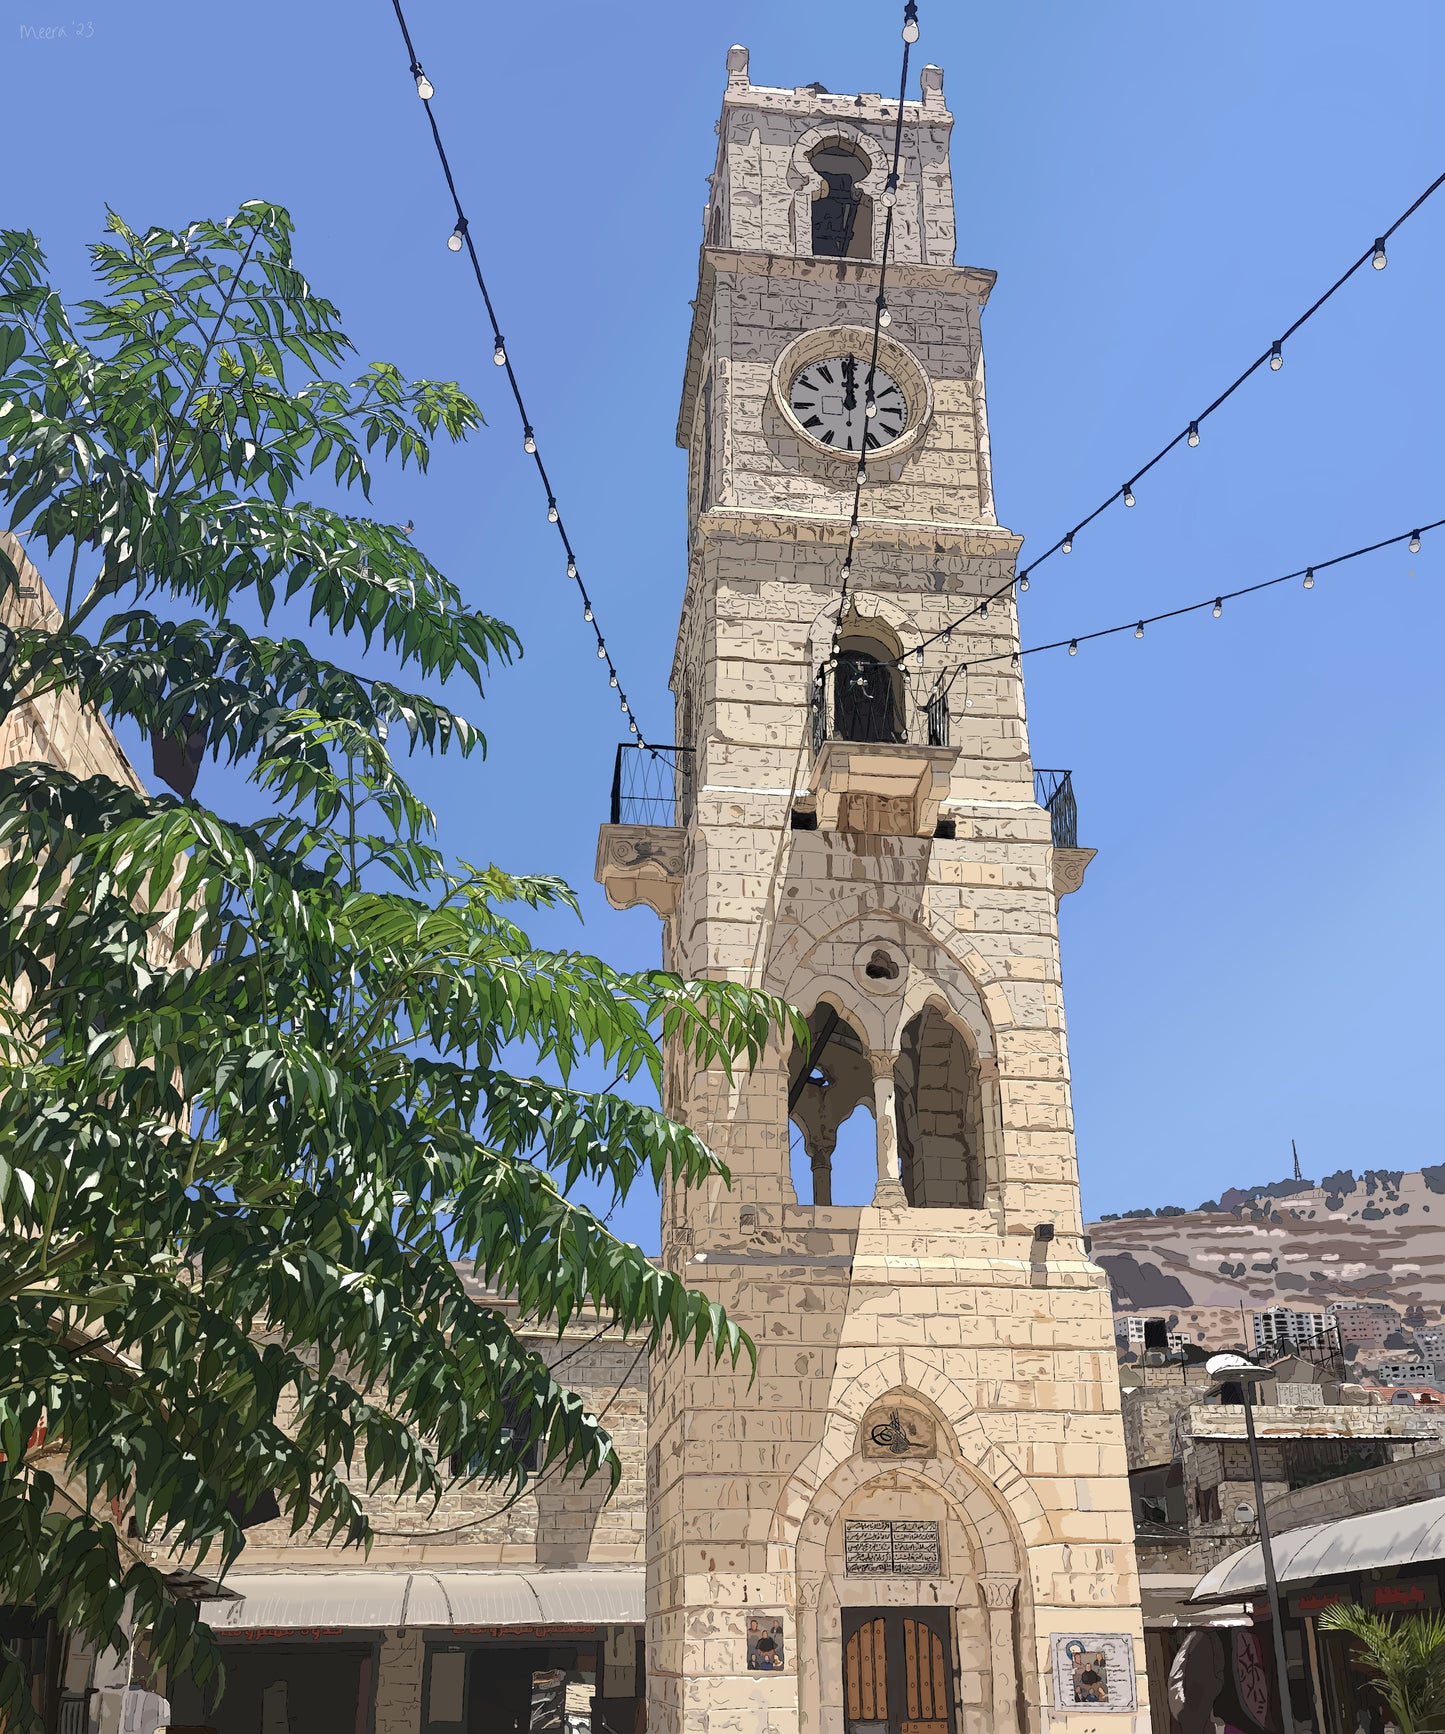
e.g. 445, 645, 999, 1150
809, 143, 874, 260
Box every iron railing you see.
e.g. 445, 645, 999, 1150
609, 743, 692, 826
811, 663, 940, 751
1033, 769, 1077, 850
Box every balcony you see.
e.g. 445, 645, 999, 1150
804, 663, 957, 837
1034, 768, 1096, 902
594, 744, 688, 918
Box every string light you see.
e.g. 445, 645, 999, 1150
1372, 237, 1388, 269
865, 391, 878, 419
882, 174, 900, 209
1019, 573, 1030, 591
902, 1, 920, 41
979, 600, 989, 619
848, 520, 860, 539
1410, 530, 1422, 552
1187, 421, 1200, 447
389, 0, 651, 744
877, 297, 892, 328
893, 172, 1445, 687
957, 517, 1442, 676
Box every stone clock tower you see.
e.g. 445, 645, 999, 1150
597, 45, 1146, 1734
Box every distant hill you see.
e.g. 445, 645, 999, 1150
1087, 1167, 1445, 1346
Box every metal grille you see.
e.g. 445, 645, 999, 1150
609, 743, 690, 826
925, 689, 949, 748
59, 1697, 87, 1734
1033, 769, 1077, 849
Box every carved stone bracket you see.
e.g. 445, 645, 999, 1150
808, 740, 959, 837
594, 824, 685, 918
1051, 845, 1097, 904
981, 1575, 1020, 1609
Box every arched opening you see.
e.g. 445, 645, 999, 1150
833, 620, 905, 744
809, 142, 874, 260
787, 1005, 876, 1205
894, 1005, 984, 1208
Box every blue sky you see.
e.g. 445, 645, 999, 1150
10, 1, 1445, 1241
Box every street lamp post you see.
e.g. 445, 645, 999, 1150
1207, 1354, 1297, 1734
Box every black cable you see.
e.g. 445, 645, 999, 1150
828, 2, 919, 648
906, 165, 1445, 678
934, 516, 1439, 683
387, 0, 648, 743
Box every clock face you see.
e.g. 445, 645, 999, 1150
789, 355, 908, 453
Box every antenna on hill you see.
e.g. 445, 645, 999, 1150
1291, 1138, 1303, 1182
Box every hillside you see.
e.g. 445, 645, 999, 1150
1087, 1167, 1445, 1347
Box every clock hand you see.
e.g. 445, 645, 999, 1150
841, 353, 857, 413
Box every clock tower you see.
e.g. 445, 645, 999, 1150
597, 45, 1147, 1734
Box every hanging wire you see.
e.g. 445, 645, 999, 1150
828, 0, 920, 662
932, 516, 1439, 695
906, 163, 1445, 681
388, 0, 649, 742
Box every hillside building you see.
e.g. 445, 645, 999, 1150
1251, 1308, 1330, 1354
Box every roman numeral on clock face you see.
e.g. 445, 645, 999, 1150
790, 358, 909, 454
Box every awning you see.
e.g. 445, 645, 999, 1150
1192, 1492, 1445, 1602
200, 1568, 644, 1632
1140, 1575, 1252, 1629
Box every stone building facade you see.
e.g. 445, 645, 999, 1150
598, 45, 1146, 1734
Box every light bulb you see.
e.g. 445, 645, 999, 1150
1011, 652, 1020, 669
1212, 598, 1223, 618
1123, 484, 1136, 507
1372, 237, 1387, 270
414, 67, 434, 100
610, 674, 618, 688
567, 558, 577, 578
1410, 531, 1422, 553
1270, 341, 1283, 371
1068, 639, 1078, 656
1062, 534, 1074, 554
902, 4, 920, 43
547, 500, 559, 522
857, 461, 868, 484
913, 647, 924, 665
493, 338, 507, 366
1303, 568, 1314, 589
848, 520, 860, 539
882, 174, 899, 209
621, 700, 629, 714
1187, 421, 1200, 447
979, 601, 989, 619
877, 298, 892, 328
447, 224, 465, 252
630, 720, 638, 735
583, 606, 593, 622
1135, 621, 1145, 638
865, 392, 878, 418
840, 561, 852, 580
1019, 573, 1030, 591
524, 427, 536, 455
965, 694, 974, 707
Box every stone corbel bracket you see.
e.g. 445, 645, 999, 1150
808, 740, 960, 836
1051, 845, 1097, 905
595, 824, 685, 918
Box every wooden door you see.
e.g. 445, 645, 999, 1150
843, 1610, 955, 1734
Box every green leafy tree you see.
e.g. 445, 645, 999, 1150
1318, 1605, 1445, 1734
0, 202, 793, 1722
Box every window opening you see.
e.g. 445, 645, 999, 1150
894, 1007, 983, 1208
788, 1006, 874, 1205
834, 648, 903, 744
809, 143, 874, 260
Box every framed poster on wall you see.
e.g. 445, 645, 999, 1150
1050, 1635, 1138, 1714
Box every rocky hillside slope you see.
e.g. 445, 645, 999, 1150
1087, 1167, 1445, 1344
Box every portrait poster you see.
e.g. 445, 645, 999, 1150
746, 1614, 786, 1672
1050, 1634, 1138, 1713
